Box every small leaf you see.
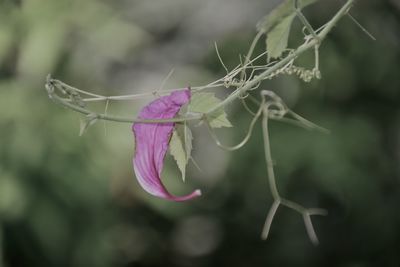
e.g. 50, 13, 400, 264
257, 0, 317, 33
180, 123, 193, 163
188, 93, 232, 128
169, 123, 193, 181
257, 0, 318, 59
266, 14, 295, 59
79, 113, 98, 136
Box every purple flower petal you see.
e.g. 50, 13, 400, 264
132, 89, 201, 201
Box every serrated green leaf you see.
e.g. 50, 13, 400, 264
257, 0, 318, 33
169, 124, 193, 181
257, 0, 318, 59
79, 113, 98, 136
267, 14, 295, 60
188, 93, 232, 128
181, 124, 193, 163
169, 130, 186, 181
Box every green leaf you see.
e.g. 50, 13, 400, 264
169, 123, 193, 181
188, 93, 232, 128
257, 0, 317, 33
256, 0, 318, 59
266, 14, 295, 60
180, 124, 193, 164
79, 113, 98, 136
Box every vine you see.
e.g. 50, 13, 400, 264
45, 0, 363, 244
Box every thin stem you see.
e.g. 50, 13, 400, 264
53, 50, 270, 104
47, 83, 202, 124
294, 0, 319, 41
46, 0, 354, 123
280, 198, 306, 213
261, 200, 280, 240
318, 0, 354, 40
314, 45, 320, 71
262, 109, 280, 200
52, 79, 104, 98
205, 0, 355, 116
240, 31, 263, 81
158, 68, 175, 92
246, 94, 329, 133
103, 99, 110, 136
303, 213, 320, 245
206, 99, 264, 151
214, 42, 229, 74
60, 83, 228, 102
241, 97, 257, 116
287, 110, 330, 134
346, 12, 376, 41
207, 0, 355, 115
261, 96, 327, 245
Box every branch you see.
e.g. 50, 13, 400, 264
46, 79, 202, 124
260, 91, 327, 245
43, 0, 356, 244
45, 0, 354, 124
206, 0, 354, 115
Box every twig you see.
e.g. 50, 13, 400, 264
205, 98, 265, 151
46, 0, 354, 123
206, 0, 355, 116
240, 31, 264, 81
346, 12, 376, 41
260, 92, 327, 245
46, 79, 202, 124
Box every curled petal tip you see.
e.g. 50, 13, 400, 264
168, 189, 202, 202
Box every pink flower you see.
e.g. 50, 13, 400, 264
132, 89, 201, 201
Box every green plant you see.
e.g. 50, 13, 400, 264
45, 0, 371, 245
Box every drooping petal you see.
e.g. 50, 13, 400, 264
132, 89, 201, 201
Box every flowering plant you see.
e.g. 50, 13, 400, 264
46, 0, 371, 244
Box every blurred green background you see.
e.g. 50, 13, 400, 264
1, 0, 399, 266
